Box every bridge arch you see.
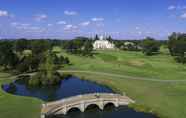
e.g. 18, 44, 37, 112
67, 107, 81, 114
85, 104, 101, 111
104, 102, 116, 109
41, 93, 135, 117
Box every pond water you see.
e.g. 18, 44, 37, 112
49, 106, 157, 118
2, 76, 158, 118
2, 76, 113, 101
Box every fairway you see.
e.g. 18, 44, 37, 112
61, 49, 186, 118
62, 49, 186, 81
0, 49, 186, 118
1, 1, 186, 118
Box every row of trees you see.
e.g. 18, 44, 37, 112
0, 39, 71, 86
62, 37, 94, 56
168, 33, 186, 64
0, 32, 186, 73
0, 39, 70, 73
114, 37, 161, 56
141, 37, 160, 56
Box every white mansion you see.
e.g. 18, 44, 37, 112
93, 36, 115, 50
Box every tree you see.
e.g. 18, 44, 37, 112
94, 34, 99, 41
141, 37, 160, 56
63, 37, 93, 56
31, 40, 51, 54
107, 35, 113, 42
29, 51, 62, 86
17, 55, 34, 73
82, 40, 93, 56
0, 41, 19, 69
63, 57, 70, 65
168, 32, 186, 64
15, 39, 30, 52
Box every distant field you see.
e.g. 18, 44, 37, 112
62, 49, 186, 81
0, 47, 186, 118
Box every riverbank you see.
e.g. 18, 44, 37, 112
60, 50, 186, 118
0, 72, 42, 118
64, 71, 181, 118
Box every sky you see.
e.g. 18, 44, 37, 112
0, 0, 186, 40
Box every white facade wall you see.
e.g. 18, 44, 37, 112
93, 40, 115, 50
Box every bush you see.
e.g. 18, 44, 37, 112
28, 71, 62, 87
29, 78, 41, 86
141, 37, 160, 56
168, 33, 186, 64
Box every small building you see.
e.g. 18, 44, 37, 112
93, 36, 115, 50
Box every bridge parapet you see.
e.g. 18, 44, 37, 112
41, 93, 134, 118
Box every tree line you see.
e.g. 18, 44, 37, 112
0, 39, 70, 73
0, 32, 186, 74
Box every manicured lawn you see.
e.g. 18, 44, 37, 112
60, 49, 186, 118
62, 49, 186, 81
0, 73, 42, 118
65, 72, 186, 118
0, 48, 186, 118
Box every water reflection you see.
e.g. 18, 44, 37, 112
2, 76, 113, 101
2, 76, 158, 118
48, 106, 157, 118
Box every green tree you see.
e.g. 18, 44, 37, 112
63, 37, 93, 56
168, 32, 186, 64
15, 39, 30, 52
94, 34, 99, 41
29, 51, 62, 86
0, 41, 19, 69
31, 40, 51, 54
141, 37, 160, 56
82, 40, 93, 56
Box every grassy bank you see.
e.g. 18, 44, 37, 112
66, 72, 186, 118
0, 48, 186, 118
60, 49, 186, 118
0, 73, 42, 118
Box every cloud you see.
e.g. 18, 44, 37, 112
47, 24, 53, 27
80, 21, 90, 26
64, 10, 78, 16
11, 22, 19, 26
96, 23, 104, 27
57, 21, 66, 25
0, 10, 9, 17
135, 27, 140, 30
21, 24, 30, 27
11, 22, 30, 27
64, 24, 78, 31
91, 17, 104, 22
180, 13, 186, 19
168, 5, 176, 10
34, 14, 47, 21
10, 22, 42, 31
168, 5, 186, 10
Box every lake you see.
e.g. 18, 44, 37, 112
2, 76, 158, 118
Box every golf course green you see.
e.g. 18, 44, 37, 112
1, 48, 186, 118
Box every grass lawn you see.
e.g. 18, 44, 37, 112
62, 49, 186, 81
0, 47, 186, 118
0, 73, 42, 118
60, 48, 186, 118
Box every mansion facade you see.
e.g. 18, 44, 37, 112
93, 36, 115, 50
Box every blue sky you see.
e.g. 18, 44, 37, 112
0, 0, 186, 39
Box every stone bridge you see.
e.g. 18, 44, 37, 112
41, 93, 134, 118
